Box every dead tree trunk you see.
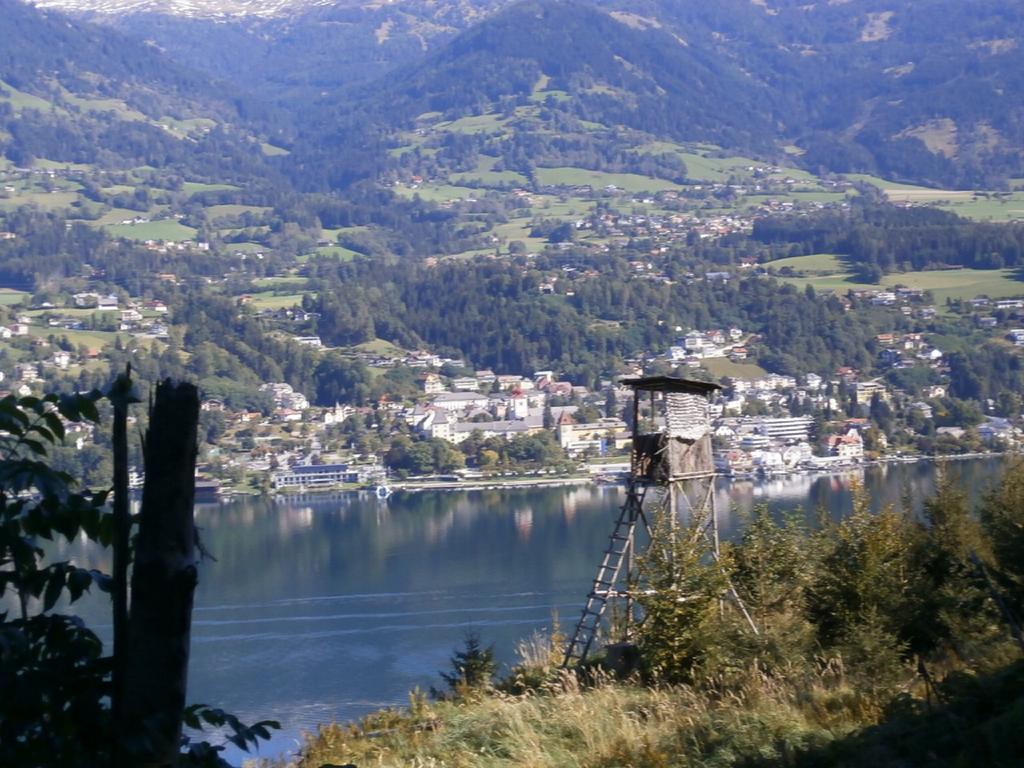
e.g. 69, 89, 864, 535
111, 368, 131, 768
123, 381, 200, 766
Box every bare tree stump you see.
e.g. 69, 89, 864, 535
122, 381, 200, 765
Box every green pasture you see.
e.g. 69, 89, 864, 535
451, 156, 528, 187
182, 181, 240, 195
304, 245, 361, 261
634, 143, 770, 183
765, 254, 848, 273
245, 292, 309, 310
260, 143, 290, 157
27, 325, 125, 350
90, 207, 156, 226
491, 220, 548, 252
352, 338, 407, 357
225, 242, 267, 254
937, 194, 1024, 222
844, 173, 939, 192
743, 190, 851, 208
778, 267, 1024, 304
252, 276, 308, 288
105, 219, 197, 241
535, 167, 681, 193
0, 289, 28, 306
395, 184, 479, 203
434, 113, 508, 134
57, 87, 146, 122
32, 159, 96, 173
322, 225, 369, 239
0, 80, 53, 112
0, 191, 80, 211
701, 357, 768, 381
204, 204, 270, 219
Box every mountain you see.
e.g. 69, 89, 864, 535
33, 0, 509, 100
0, 0, 279, 177
30, 0, 337, 19
11, 0, 1024, 187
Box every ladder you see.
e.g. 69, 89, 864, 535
562, 482, 648, 666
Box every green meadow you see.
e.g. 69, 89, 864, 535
105, 219, 198, 241
701, 358, 768, 381
534, 167, 681, 192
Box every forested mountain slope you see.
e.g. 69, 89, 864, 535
0, 0, 277, 177
57, 0, 1024, 188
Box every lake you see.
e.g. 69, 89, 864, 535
51, 456, 1009, 761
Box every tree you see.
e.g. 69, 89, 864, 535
432, 631, 496, 699
636, 509, 726, 683
0, 386, 278, 767
980, 458, 1024, 620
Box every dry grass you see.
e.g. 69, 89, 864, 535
275, 668, 885, 768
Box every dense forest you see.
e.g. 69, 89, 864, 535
306, 257, 892, 382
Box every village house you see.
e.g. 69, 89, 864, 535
431, 391, 490, 413
421, 373, 445, 394
557, 418, 630, 456
823, 429, 864, 461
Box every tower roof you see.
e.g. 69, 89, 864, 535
619, 375, 721, 395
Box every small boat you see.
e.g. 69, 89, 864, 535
375, 484, 392, 500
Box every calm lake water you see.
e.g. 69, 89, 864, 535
49, 457, 1009, 761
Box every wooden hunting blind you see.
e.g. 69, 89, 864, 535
621, 376, 720, 483
563, 376, 730, 667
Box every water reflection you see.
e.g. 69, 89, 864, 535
15, 457, 1009, 761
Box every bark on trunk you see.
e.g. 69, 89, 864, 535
122, 381, 200, 766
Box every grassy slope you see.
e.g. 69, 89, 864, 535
775, 265, 1024, 304
285, 660, 1024, 768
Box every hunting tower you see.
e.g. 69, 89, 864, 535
563, 375, 723, 667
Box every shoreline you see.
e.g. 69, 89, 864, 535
227, 450, 1011, 502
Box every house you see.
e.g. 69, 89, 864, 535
97, 295, 119, 311
855, 380, 890, 404
558, 418, 630, 455
421, 408, 455, 442
879, 348, 902, 366
756, 416, 814, 443
910, 401, 934, 419
15, 362, 41, 382
421, 373, 445, 395
714, 449, 754, 474
978, 418, 1016, 445
496, 375, 525, 391
72, 292, 100, 308
322, 403, 353, 426
272, 463, 360, 489
451, 377, 480, 391
824, 429, 864, 461
452, 419, 539, 443
431, 392, 490, 413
